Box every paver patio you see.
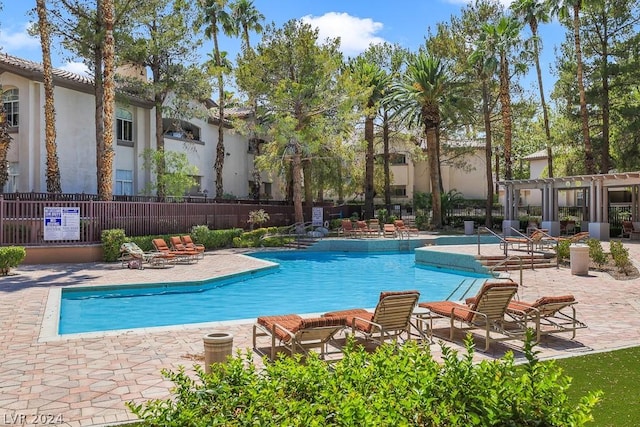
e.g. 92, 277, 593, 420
1, 241, 640, 426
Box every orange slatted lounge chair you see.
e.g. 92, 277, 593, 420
383, 223, 397, 238
506, 295, 586, 341
118, 242, 175, 269
338, 219, 356, 238
180, 235, 205, 259
368, 218, 382, 237
152, 238, 197, 263
356, 220, 374, 238
323, 290, 423, 345
394, 219, 419, 237
169, 236, 201, 259
419, 280, 524, 351
252, 314, 347, 361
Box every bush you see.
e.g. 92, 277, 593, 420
587, 238, 607, 268
556, 239, 571, 262
0, 246, 26, 275
232, 227, 292, 248
190, 225, 242, 249
610, 240, 632, 274
128, 334, 601, 426
101, 229, 127, 262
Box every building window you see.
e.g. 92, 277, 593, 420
162, 118, 201, 142
3, 162, 19, 192
188, 175, 202, 195
389, 153, 407, 165
390, 185, 407, 197
263, 182, 272, 199
116, 107, 133, 144
115, 169, 133, 195
2, 88, 19, 127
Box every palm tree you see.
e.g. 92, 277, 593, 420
231, 0, 264, 199
387, 53, 456, 228
549, 0, 595, 174
199, 0, 237, 198
479, 16, 522, 180
350, 58, 389, 220
0, 102, 12, 190
99, 0, 116, 200
36, 0, 62, 193
511, 0, 553, 177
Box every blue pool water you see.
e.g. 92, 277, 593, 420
59, 251, 489, 334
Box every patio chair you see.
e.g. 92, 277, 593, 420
181, 235, 205, 255
394, 219, 419, 237
356, 220, 375, 238
419, 280, 525, 351
253, 314, 347, 361
622, 221, 634, 239
383, 223, 397, 238
505, 295, 587, 341
337, 219, 357, 238
323, 290, 423, 345
118, 242, 174, 269
152, 238, 198, 263
368, 218, 382, 237
169, 236, 202, 259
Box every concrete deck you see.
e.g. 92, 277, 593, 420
2, 240, 640, 426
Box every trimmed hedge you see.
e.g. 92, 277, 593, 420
128, 334, 601, 426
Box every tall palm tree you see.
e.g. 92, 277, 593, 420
512, 0, 554, 177
350, 58, 389, 220
549, 0, 595, 174
199, 0, 237, 199
99, 0, 116, 200
231, 0, 264, 199
0, 102, 12, 190
36, 0, 62, 193
479, 16, 522, 180
387, 53, 456, 228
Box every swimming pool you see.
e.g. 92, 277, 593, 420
59, 251, 489, 334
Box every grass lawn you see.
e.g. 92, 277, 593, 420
552, 346, 640, 427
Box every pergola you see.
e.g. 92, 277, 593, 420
498, 171, 640, 239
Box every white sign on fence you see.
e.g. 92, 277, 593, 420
312, 207, 324, 227
43, 207, 80, 241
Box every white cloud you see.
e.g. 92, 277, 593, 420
0, 23, 40, 52
301, 12, 385, 57
59, 61, 91, 77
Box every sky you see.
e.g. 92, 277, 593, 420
0, 0, 567, 97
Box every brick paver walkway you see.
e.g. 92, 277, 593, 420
1, 242, 640, 426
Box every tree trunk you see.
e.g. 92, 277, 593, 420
98, 0, 116, 201
599, 15, 610, 174
425, 125, 442, 228
292, 143, 304, 223
573, 4, 595, 174
94, 45, 105, 199
383, 109, 391, 215
37, 0, 62, 193
482, 80, 494, 228
0, 104, 11, 189
213, 29, 226, 198
303, 158, 313, 211
499, 52, 513, 180
364, 114, 375, 220
531, 23, 553, 178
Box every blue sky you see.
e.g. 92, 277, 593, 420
0, 0, 566, 96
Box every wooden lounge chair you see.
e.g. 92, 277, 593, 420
323, 290, 423, 345
355, 220, 375, 238
367, 218, 382, 237
505, 295, 587, 341
419, 280, 525, 351
152, 238, 198, 263
252, 314, 347, 361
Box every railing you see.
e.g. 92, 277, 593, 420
488, 255, 524, 288
476, 226, 509, 257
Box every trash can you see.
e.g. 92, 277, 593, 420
203, 331, 234, 372
570, 244, 590, 276
464, 220, 475, 236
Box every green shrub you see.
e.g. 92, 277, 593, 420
587, 238, 607, 268
610, 240, 632, 274
232, 227, 290, 248
101, 229, 127, 262
0, 246, 26, 275
556, 239, 571, 262
128, 334, 601, 426
190, 225, 242, 249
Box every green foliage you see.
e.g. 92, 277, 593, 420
414, 208, 430, 230
376, 208, 389, 224
413, 192, 430, 211
586, 238, 607, 268
556, 239, 571, 262
128, 334, 600, 426
232, 227, 291, 248
101, 229, 127, 262
0, 246, 26, 275
189, 225, 242, 250
141, 149, 199, 200
609, 240, 632, 274
247, 209, 270, 230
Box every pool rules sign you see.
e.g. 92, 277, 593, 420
43, 207, 80, 241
